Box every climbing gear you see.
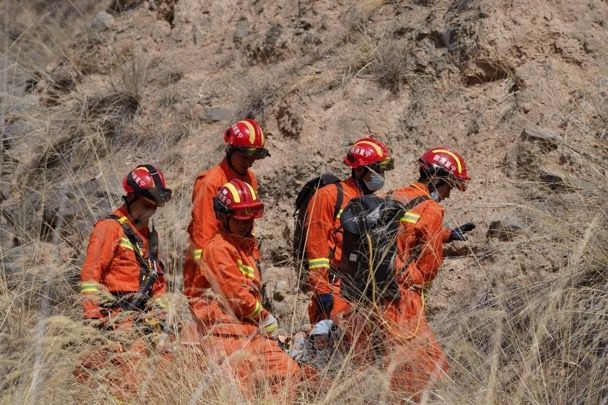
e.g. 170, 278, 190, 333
224, 118, 270, 159
343, 137, 394, 170
418, 146, 470, 191
213, 179, 264, 220
123, 164, 172, 206
292, 173, 343, 291
106, 215, 163, 311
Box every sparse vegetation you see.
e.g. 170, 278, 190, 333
2, 0, 608, 404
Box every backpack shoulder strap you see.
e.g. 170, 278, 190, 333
389, 194, 430, 225
107, 215, 145, 256
402, 195, 430, 211
106, 215, 158, 297
333, 182, 344, 220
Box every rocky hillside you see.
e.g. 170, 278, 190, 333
2, 0, 607, 403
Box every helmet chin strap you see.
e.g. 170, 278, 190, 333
226, 148, 248, 176
123, 195, 148, 227
123, 194, 135, 215
427, 178, 448, 202
220, 215, 230, 231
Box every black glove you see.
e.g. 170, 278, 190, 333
449, 223, 476, 242
315, 293, 334, 315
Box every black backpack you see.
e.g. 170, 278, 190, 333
338, 194, 429, 304
292, 173, 343, 291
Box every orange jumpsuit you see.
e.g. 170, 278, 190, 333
77, 206, 168, 399
341, 182, 450, 401
80, 205, 166, 321
189, 231, 300, 401
183, 158, 258, 298
304, 177, 363, 322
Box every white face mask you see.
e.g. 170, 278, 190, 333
364, 171, 385, 192
430, 190, 441, 202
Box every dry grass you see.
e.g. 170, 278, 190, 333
2, 2, 608, 405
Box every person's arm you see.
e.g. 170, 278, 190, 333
399, 203, 446, 287
304, 188, 337, 295
80, 220, 120, 319
203, 243, 267, 322
440, 227, 452, 243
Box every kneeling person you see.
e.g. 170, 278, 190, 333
76, 165, 172, 397
80, 164, 172, 329
189, 179, 300, 401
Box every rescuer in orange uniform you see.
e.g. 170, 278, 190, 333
183, 118, 269, 298
345, 146, 474, 401
304, 137, 394, 323
80, 164, 172, 326
76, 165, 172, 398
188, 179, 300, 401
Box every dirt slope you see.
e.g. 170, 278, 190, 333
2, 0, 607, 403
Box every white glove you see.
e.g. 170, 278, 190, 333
261, 312, 279, 337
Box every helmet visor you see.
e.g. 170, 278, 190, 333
146, 188, 172, 207
233, 146, 271, 160
231, 204, 265, 220
446, 176, 467, 191
367, 157, 394, 174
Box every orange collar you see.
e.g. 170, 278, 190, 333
411, 182, 431, 197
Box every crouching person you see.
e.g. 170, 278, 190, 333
79, 164, 171, 328
75, 165, 172, 396
188, 179, 300, 402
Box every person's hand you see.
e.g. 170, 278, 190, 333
315, 293, 334, 316
449, 223, 476, 242
261, 312, 279, 337
98, 292, 119, 308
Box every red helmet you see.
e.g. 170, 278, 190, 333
213, 179, 264, 220
224, 118, 270, 159
344, 137, 394, 172
419, 146, 470, 191
123, 164, 172, 206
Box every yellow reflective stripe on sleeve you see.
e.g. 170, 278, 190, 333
336, 208, 344, 220
400, 211, 421, 224
80, 281, 102, 294
192, 248, 202, 261
237, 259, 255, 279
308, 258, 330, 269
118, 236, 135, 251
117, 216, 129, 224
246, 300, 262, 319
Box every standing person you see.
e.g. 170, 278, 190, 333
183, 118, 269, 298
188, 179, 300, 402
344, 146, 474, 401
304, 137, 394, 323
80, 164, 172, 327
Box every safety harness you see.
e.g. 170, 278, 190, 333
108, 215, 162, 310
